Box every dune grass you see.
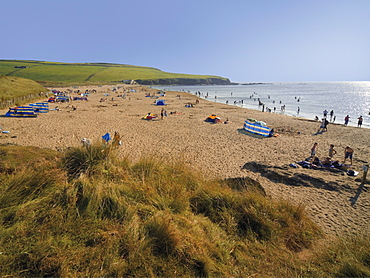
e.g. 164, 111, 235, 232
0, 75, 47, 106
0, 144, 368, 277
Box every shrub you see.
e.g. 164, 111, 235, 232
145, 213, 180, 257
62, 143, 115, 179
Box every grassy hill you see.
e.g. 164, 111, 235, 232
0, 60, 231, 86
0, 75, 48, 109
0, 144, 369, 277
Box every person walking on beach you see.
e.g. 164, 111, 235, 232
357, 115, 363, 127
310, 143, 318, 160
328, 144, 337, 159
343, 146, 354, 165
317, 118, 327, 133
323, 118, 329, 132
344, 115, 350, 126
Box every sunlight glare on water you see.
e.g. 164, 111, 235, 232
154, 81, 370, 128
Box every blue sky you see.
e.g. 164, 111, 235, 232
2, 0, 370, 82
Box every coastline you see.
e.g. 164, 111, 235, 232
153, 82, 370, 129
0, 84, 369, 237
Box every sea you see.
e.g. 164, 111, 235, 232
153, 81, 370, 128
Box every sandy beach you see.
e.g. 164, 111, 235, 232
0, 84, 369, 237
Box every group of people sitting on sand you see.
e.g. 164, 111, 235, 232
294, 143, 354, 170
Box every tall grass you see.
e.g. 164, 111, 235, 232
0, 75, 47, 108
0, 144, 368, 277
313, 233, 370, 277
61, 142, 124, 180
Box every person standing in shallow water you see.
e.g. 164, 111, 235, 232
344, 115, 350, 126
330, 110, 334, 122
357, 115, 363, 127
323, 109, 328, 118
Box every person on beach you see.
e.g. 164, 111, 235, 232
321, 157, 333, 166
317, 118, 328, 132
357, 115, 363, 127
328, 144, 337, 158
224, 118, 232, 124
323, 118, 329, 131
310, 143, 318, 160
343, 146, 354, 165
323, 109, 328, 118
344, 115, 350, 126
330, 110, 334, 122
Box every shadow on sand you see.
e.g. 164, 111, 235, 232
237, 128, 268, 139
350, 183, 368, 206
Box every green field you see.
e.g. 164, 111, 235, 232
0, 60, 231, 86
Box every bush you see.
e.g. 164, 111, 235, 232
62, 143, 115, 179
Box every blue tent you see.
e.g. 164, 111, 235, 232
155, 99, 166, 105
243, 120, 272, 137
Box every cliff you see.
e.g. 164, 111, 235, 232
135, 77, 233, 86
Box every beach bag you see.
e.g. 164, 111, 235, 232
347, 170, 358, 176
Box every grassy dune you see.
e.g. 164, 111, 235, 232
0, 144, 368, 277
0, 75, 47, 108
0, 60, 230, 86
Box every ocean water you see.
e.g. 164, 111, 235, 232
153, 81, 370, 128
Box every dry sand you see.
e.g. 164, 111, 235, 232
1, 84, 369, 237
